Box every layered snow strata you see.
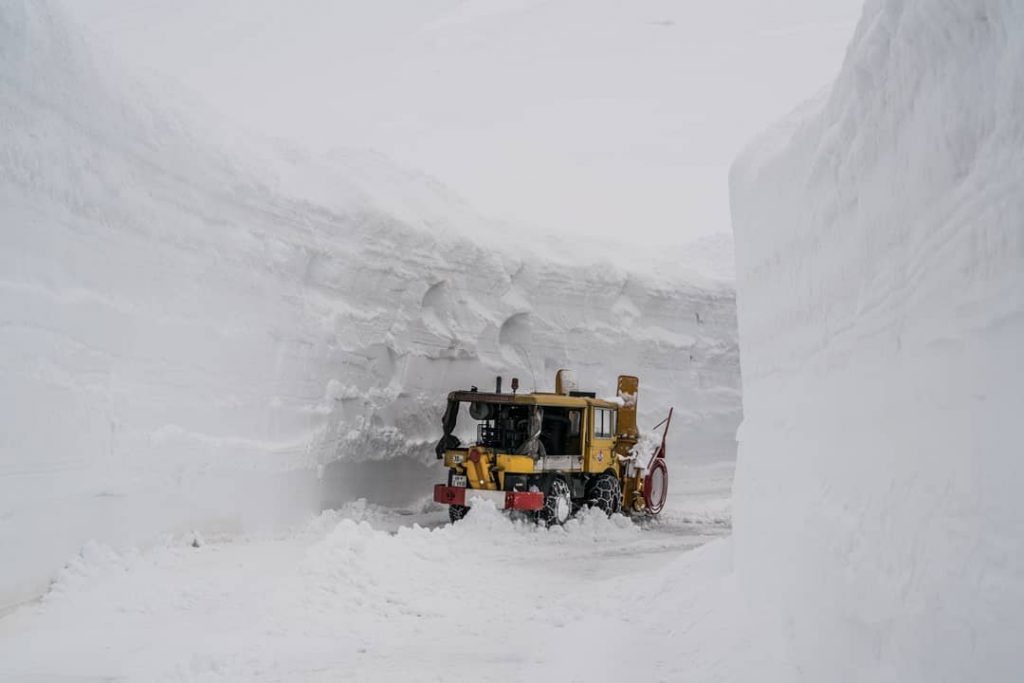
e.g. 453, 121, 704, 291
0, 0, 740, 607
730, 1, 1024, 680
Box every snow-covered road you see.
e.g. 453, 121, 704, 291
0, 465, 734, 682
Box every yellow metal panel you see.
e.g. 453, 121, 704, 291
443, 450, 469, 469
503, 394, 620, 409
463, 455, 498, 490
586, 438, 616, 474
495, 453, 534, 490
447, 451, 534, 491
464, 460, 483, 488
482, 454, 498, 490
616, 375, 639, 438
622, 474, 644, 512
495, 454, 535, 474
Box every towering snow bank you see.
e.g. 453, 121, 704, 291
731, 1, 1024, 679
0, 0, 739, 607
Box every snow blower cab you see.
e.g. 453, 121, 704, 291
433, 370, 672, 525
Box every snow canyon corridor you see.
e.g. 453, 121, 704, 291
1, 1, 743, 679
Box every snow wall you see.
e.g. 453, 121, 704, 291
731, 1, 1024, 680
0, 0, 740, 608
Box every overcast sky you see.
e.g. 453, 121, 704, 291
60, 0, 864, 247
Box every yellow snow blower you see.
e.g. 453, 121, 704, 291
434, 370, 672, 525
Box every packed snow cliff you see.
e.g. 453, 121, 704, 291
0, 0, 740, 608
731, 0, 1024, 680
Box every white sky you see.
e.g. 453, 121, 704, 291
60, 0, 864, 246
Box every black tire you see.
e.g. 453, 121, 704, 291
585, 473, 622, 516
538, 477, 572, 527
449, 504, 469, 524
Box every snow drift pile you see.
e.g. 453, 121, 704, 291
0, 0, 740, 608
731, 1, 1024, 679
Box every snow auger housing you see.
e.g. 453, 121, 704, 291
434, 370, 672, 525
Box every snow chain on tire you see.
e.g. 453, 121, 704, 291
449, 504, 469, 524
585, 473, 622, 515
538, 477, 572, 527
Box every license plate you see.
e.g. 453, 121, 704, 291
451, 474, 468, 488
